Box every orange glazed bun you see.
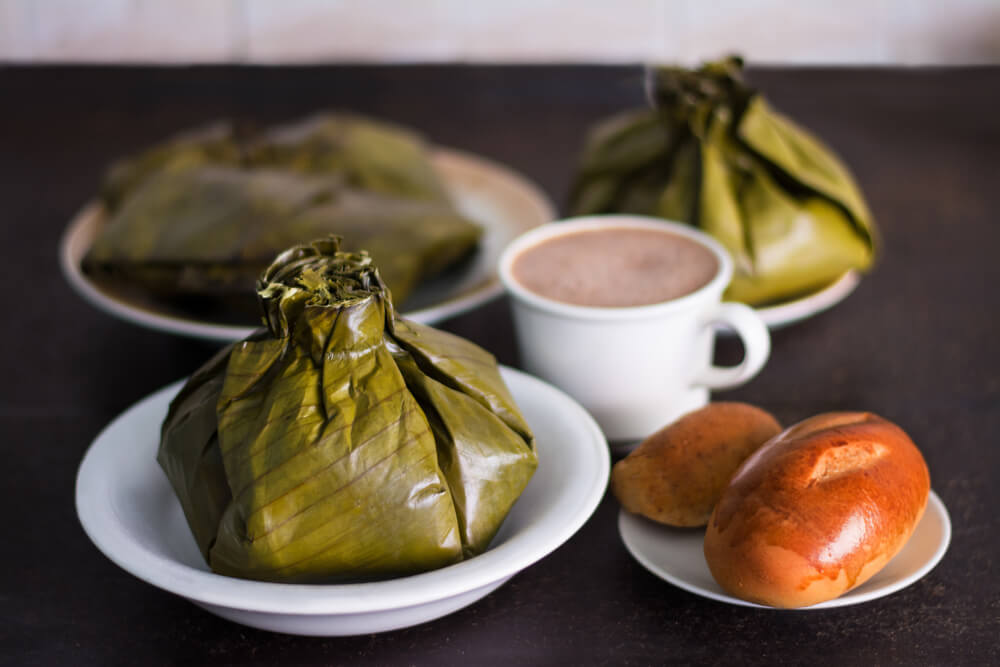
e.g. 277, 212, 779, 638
703, 412, 930, 608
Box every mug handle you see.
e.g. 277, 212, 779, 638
696, 302, 771, 389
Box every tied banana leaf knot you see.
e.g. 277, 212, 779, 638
256, 236, 394, 341
158, 237, 537, 583
573, 56, 877, 306
646, 56, 748, 139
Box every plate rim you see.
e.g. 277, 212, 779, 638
59, 147, 556, 342
617, 490, 951, 610
75, 366, 609, 616
754, 269, 862, 329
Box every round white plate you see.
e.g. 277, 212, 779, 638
76, 367, 609, 636
618, 490, 950, 609
61, 148, 556, 341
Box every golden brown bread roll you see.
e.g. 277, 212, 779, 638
703, 412, 930, 608
611, 403, 782, 527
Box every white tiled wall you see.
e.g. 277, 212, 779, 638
2, 0, 999, 64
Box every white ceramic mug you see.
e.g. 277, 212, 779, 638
498, 215, 770, 444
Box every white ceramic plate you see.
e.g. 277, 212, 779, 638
76, 367, 609, 636
60, 148, 556, 341
618, 490, 950, 609
754, 270, 862, 330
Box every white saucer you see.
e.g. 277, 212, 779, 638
754, 270, 862, 330
61, 148, 555, 341
618, 490, 950, 609
75, 367, 609, 636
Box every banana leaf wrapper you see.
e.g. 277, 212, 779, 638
100, 121, 242, 211
570, 57, 876, 306
157, 238, 537, 583
102, 112, 452, 209
246, 113, 452, 204
83, 166, 482, 312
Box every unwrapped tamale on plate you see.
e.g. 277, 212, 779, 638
84, 113, 482, 316
570, 57, 877, 306
157, 237, 537, 583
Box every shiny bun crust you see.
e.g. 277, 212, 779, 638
703, 412, 930, 608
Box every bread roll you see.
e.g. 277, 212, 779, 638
703, 412, 930, 608
611, 403, 781, 527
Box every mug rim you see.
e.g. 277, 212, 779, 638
498, 215, 734, 321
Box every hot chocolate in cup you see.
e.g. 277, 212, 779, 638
499, 215, 770, 446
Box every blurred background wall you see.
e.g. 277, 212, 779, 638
2, 0, 999, 65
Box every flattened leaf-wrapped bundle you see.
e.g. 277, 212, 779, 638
84, 167, 482, 311
85, 112, 481, 314
246, 113, 453, 204
101, 113, 452, 209
570, 57, 877, 306
100, 121, 243, 211
157, 238, 537, 583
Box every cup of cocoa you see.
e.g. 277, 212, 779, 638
499, 215, 770, 444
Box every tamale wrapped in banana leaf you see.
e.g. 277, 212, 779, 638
102, 113, 452, 208
157, 237, 537, 583
570, 57, 876, 306
100, 122, 242, 211
85, 113, 481, 315
84, 166, 481, 311
246, 113, 452, 203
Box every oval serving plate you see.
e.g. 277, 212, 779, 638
76, 367, 609, 636
61, 148, 556, 341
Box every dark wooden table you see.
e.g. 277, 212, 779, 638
1, 65, 997, 666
